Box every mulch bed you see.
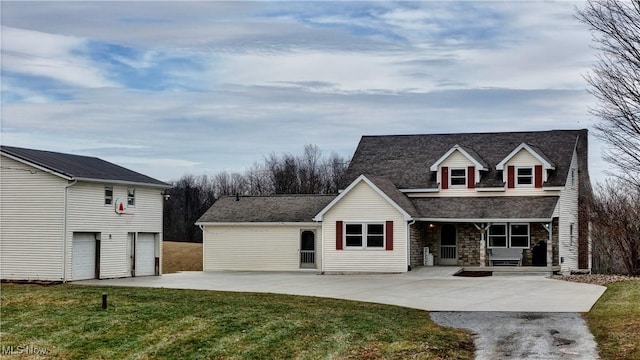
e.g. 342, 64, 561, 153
550, 274, 640, 286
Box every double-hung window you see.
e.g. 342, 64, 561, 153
488, 223, 530, 248
345, 223, 385, 249
488, 224, 507, 247
509, 224, 529, 248
127, 188, 136, 206
105, 186, 113, 205
450, 168, 467, 187
516, 167, 533, 186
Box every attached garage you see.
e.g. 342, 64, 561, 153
72, 232, 98, 280
135, 233, 158, 276
197, 195, 334, 272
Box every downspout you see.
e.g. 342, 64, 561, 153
62, 179, 77, 283
407, 219, 415, 271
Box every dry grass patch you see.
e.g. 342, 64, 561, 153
585, 280, 640, 360
162, 241, 202, 273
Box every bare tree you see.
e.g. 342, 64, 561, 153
577, 0, 640, 186
590, 180, 640, 275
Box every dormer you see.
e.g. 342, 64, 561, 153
496, 143, 555, 188
430, 145, 488, 190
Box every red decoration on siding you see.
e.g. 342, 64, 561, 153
507, 166, 515, 188
441, 166, 449, 190
336, 221, 343, 250
385, 221, 393, 251
468, 166, 475, 189
535, 165, 543, 188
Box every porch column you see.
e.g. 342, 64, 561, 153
474, 223, 490, 267
543, 222, 553, 266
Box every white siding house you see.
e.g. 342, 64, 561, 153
0, 146, 169, 282
197, 130, 592, 274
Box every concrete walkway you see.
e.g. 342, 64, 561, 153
76, 267, 605, 312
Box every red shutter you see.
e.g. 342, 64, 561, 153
385, 221, 393, 251
441, 166, 449, 190
507, 166, 515, 188
467, 166, 475, 189
535, 165, 543, 188
336, 221, 343, 250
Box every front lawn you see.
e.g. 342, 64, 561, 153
0, 284, 473, 359
585, 280, 640, 360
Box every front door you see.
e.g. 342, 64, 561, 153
300, 230, 315, 268
440, 224, 458, 265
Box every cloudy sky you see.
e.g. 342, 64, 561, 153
1, 1, 609, 183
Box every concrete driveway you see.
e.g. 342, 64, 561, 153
76, 267, 605, 312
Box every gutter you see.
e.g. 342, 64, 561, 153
62, 179, 77, 282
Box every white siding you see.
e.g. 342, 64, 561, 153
0, 156, 66, 281
557, 149, 580, 273
322, 181, 407, 273
65, 182, 164, 280
438, 151, 477, 196
413, 149, 552, 198
203, 225, 321, 271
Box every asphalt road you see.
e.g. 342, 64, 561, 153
430, 312, 599, 359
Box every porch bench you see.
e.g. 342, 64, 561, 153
489, 248, 523, 266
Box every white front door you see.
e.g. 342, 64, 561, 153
136, 233, 156, 276
72, 233, 97, 280
440, 224, 458, 265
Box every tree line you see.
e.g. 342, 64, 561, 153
163, 145, 349, 243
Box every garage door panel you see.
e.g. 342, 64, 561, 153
72, 233, 96, 280
136, 233, 156, 276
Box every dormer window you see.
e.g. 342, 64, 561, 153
516, 167, 533, 186
450, 168, 467, 187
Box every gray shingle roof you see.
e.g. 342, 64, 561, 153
1, 145, 169, 187
197, 194, 336, 223
411, 196, 559, 220
365, 175, 419, 217
344, 129, 587, 189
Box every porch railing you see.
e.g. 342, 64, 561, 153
440, 245, 457, 259
300, 250, 315, 265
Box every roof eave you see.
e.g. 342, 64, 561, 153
414, 217, 554, 223
74, 177, 171, 188
1, 151, 74, 180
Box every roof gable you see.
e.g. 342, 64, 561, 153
496, 142, 556, 170
313, 175, 414, 221
429, 144, 488, 171
1, 145, 169, 187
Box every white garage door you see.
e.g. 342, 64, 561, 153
72, 233, 96, 280
136, 233, 156, 276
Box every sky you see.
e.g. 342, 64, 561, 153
1, 1, 610, 183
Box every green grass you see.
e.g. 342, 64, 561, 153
0, 284, 473, 359
586, 280, 640, 360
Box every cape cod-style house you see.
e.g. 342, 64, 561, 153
197, 129, 591, 274
1, 146, 170, 282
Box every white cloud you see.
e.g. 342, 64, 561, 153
1, 26, 118, 88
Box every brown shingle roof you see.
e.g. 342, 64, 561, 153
196, 194, 336, 223
411, 196, 559, 220
344, 129, 587, 189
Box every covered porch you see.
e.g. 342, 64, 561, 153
408, 196, 561, 273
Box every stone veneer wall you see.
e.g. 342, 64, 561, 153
410, 219, 560, 267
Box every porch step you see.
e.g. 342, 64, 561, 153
492, 271, 551, 277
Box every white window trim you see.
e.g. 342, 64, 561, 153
449, 167, 467, 188
104, 186, 113, 206
509, 223, 530, 249
127, 187, 136, 207
488, 223, 508, 248
515, 166, 534, 188
343, 222, 386, 250
487, 223, 531, 249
